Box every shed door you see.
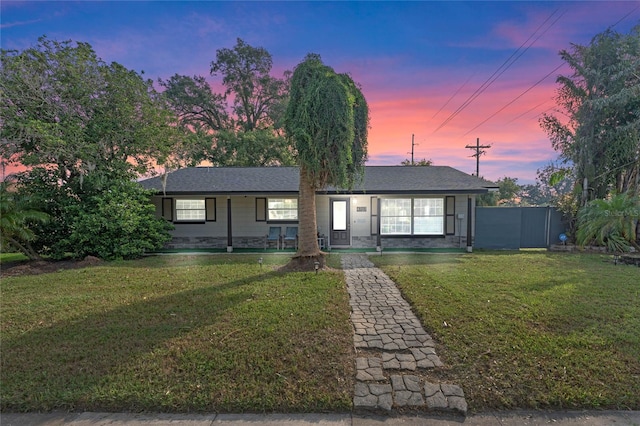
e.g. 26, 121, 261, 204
330, 199, 350, 246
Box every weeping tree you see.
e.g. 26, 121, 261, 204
284, 54, 369, 268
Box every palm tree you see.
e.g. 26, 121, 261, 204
0, 180, 49, 260
284, 54, 369, 268
576, 191, 640, 252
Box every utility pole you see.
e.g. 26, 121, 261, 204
409, 134, 417, 165
465, 137, 491, 176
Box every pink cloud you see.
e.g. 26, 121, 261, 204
494, 2, 639, 53
363, 72, 563, 183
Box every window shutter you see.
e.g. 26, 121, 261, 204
162, 198, 173, 221
445, 196, 455, 235
206, 198, 216, 221
370, 196, 378, 235
256, 198, 266, 221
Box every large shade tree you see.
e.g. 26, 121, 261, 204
0, 37, 177, 259
160, 38, 293, 167
211, 38, 289, 132
284, 54, 369, 267
1, 37, 180, 182
157, 74, 230, 167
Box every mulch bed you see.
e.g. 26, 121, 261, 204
0, 256, 103, 278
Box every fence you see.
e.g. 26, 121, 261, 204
475, 206, 566, 250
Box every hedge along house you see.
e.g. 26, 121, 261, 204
139, 166, 498, 252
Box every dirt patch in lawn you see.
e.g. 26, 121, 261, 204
1, 256, 103, 278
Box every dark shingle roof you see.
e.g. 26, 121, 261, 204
139, 166, 497, 195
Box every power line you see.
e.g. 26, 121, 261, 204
463, 5, 638, 137
610, 5, 639, 29
430, 72, 475, 121
432, 8, 563, 134
535, 104, 562, 120
462, 62, 565, 137
505, 99, 551, 124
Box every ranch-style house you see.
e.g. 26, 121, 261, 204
139, 166, 498, 251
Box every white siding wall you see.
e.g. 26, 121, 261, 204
454, 196, 468, 238
451, 195, 477, 238
350, 195, 372, 239
230, 196, 268, 237
316, 196, 330, 238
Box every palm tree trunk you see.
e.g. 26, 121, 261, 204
8, 237, 42, 260
296, 165, 321, 259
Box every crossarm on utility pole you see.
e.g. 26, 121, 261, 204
465, 137, 491, 176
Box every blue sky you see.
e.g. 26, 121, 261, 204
2, 1, 638, 183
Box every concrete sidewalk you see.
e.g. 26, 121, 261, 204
2, 410, 640, 425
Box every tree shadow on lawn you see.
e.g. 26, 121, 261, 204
1, 268, 287, 412
109, 254, 288, 271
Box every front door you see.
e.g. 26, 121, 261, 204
330, 198, 350, 246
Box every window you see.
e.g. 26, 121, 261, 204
175, 199, 206, 221
381, 199, 411, 234
380, 198, 444, 235
268, 198, 298, 221
413, 198, 444, 235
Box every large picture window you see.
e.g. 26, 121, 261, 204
268, 198, 298, 221
413, 198, 444, 234
381, 198, 444, 235
175, 199, 206, 221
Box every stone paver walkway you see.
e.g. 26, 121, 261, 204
341, 254, 467, 415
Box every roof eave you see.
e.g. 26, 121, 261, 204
149, 189, 493, 196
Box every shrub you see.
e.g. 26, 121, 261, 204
576, 191, 640, 252
61, 180, 173, 260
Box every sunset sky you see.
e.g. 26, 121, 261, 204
2, 1, 638, 183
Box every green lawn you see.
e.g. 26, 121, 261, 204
2, 251, 639, 413
0, 254, 353, 413
0, 252, 29, 263
371, 251, 640, 411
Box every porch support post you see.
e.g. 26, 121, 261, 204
376, 197, 382, 251
227, 197, 233, 252
466, 196, 473, 253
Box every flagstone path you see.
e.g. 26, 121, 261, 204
341, 254, 467, 414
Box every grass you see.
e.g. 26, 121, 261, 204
0, 254, 353, 413
371, 251, 640, 412
0, 252, 29, 264
3, 250, 639, 413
